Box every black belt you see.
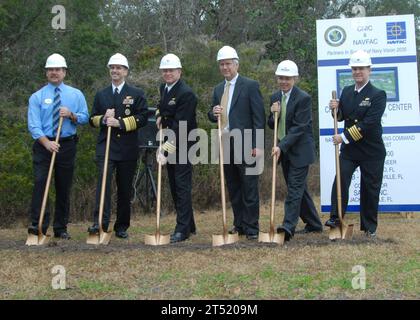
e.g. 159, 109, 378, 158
47, 135, 77, 142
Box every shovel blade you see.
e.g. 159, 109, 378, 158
342, 224, 354, 240
328, 226, 342, 241
329, 223, 354, 241
144, 233, 170, 246
212, 233, 239, 247
86, 233, 100, 245
25, 233, 50, 246
86, 230, 112, 245
258, 231, 284, 245
99, 231, 112, 245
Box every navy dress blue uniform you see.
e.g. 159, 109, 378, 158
156, 79, 197, 236
90, 83, 148, 232
208, 75, 265, 237
267, 86, 322, 237
329, 81, 386, 233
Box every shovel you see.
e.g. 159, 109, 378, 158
329, 90, 354, 240
86, 126, 112, 245
145, 125, 170, 245
259, 110, 284, 245
26, 117, 63, 246
212, 116, 239, 247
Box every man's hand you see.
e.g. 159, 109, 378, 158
156, 116, 161, 129
271, 146, 281, 162
213, 105, 223, 118
156, 148, 167, 165
44, 140, 60, 153
332, 134, 343, 145
103, 108, 115, 122
106, 117, 120, 128
271, 101, 280, 113
59, 106, 72, 118
251, 148, 263, 158
329, 99, 339, 110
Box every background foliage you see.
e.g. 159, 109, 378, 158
0, 0, 418, 225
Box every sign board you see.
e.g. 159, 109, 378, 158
316, 14, 419, 213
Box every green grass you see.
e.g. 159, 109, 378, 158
0, 204, 419, 300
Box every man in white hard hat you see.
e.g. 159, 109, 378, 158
208, 46, 265, 240
155, 53, 198, 243
27, 53, 89, 239
325, 50, 386, 238
88, 53, 149, 239
270, 60, 323, 242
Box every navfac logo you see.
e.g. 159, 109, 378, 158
386, 21, 407, 44
324, 26, 346, 47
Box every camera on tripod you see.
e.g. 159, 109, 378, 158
132, 107, 159, 211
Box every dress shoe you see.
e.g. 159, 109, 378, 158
87, 225, 99, 235
324, 217, 340, 228
276, 225, 293, 241
115, 230, 129, 239
54, 232, 71, 240
28, 225, 47, 235
28, 225, 39, 235
228, 226, 245, 236
170, 232, 189, 243
295, 227, 323, 234
365, 230, 376, 238
87, 224, 109, 235
246, 233, 258, 240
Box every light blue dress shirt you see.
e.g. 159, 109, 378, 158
28, 82, 89, 139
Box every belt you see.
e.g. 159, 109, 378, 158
47, 135, 77, 142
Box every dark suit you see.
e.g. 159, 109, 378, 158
157, 79, 197, 235
208, 75, 265, 236
330, 81, 386, 233
268, 86, 322, 235
90, 83, 148, 231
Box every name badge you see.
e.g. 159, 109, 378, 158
123, 96, 134, 105
168, 98, 176, 106
359, 98, 371, 107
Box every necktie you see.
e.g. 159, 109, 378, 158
220, 81, 231, 129
114, 87, 119, 95
278, 94, 287, 140
52, 87, 61, 136
164, 86, 169, 97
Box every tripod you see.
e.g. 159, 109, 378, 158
132, 146, 158, 212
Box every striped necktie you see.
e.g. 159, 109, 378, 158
220, 81, 231, 129
52, 87, 61, 136
278, 93, 287, 140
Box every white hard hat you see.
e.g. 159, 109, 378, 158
348, 50, 372, 67
45, 53, 67, 68
217, 46, 239, 61
159, 53, 182, 69
275, 60, 299, 77
107, 53, 129, 69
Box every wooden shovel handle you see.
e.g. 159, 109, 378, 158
332, 91, 343, 223
155, 125, 163, 234
270, 111, 279, 233
38, 117, 63, 235
217, 116, 228, 235
98, 126, 111, 233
